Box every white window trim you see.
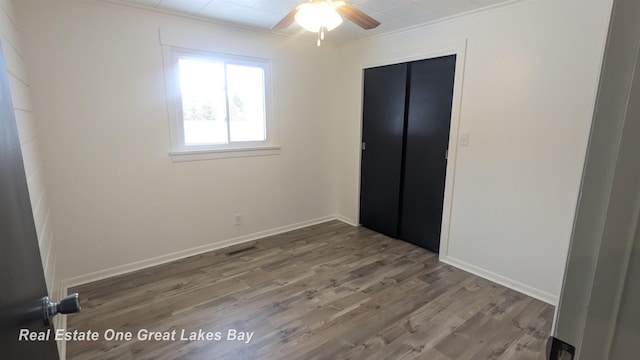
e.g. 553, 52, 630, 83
161, 45, 279, 161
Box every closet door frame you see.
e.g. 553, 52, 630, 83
356, 39, 467, 258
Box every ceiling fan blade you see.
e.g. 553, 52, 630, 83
335, 3, 380, 30
272, 8, 299, 30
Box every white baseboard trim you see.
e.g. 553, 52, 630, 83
334, 214, 358, 227
440, 255, 558, 305
61, 215, 345, 290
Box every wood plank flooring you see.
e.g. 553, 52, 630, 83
66, 221, 553, 359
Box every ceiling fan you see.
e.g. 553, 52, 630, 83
272, 0, 381, 46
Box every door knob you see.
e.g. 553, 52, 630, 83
43, 293, 81, 325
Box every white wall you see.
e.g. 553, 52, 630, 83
1, 0, 61, 302
335, 0, 613, 303
16, 0, 342, 282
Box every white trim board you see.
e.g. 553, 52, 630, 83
56, 280, 67, 360
333, 214, 358, 227
61, 215, 343, 290
441, 255, 558, 305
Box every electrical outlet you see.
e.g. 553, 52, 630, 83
234, 214, 243, 226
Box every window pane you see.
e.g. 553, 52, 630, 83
226, 64, 266, 142
179, 58, 228, 145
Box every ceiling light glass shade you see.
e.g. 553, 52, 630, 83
295, 1, 343, 33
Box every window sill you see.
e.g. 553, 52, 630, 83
169, 146, 281, 162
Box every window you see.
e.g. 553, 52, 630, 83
163, 47, 278, 160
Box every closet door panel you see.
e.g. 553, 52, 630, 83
400, 55, 456, 252
359, 63, 408, 237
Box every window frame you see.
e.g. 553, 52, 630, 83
162, 45, 279, 161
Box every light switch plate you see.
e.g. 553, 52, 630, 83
460, 133, 470, 146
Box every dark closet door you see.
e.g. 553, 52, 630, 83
359, 63, 408, 237
399, 55, 456, 252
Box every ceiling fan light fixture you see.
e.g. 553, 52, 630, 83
294, 1, 343, 33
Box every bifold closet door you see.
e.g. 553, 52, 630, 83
359, 63, 408, 237
399, 55, 456, 252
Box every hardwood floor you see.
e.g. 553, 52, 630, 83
66, 221, 553, 359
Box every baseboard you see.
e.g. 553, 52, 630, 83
61, 215, 345, 290
440, 255, 558, 305
334, 214, 358, 227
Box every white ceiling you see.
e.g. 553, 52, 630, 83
101, 0, 516, 43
